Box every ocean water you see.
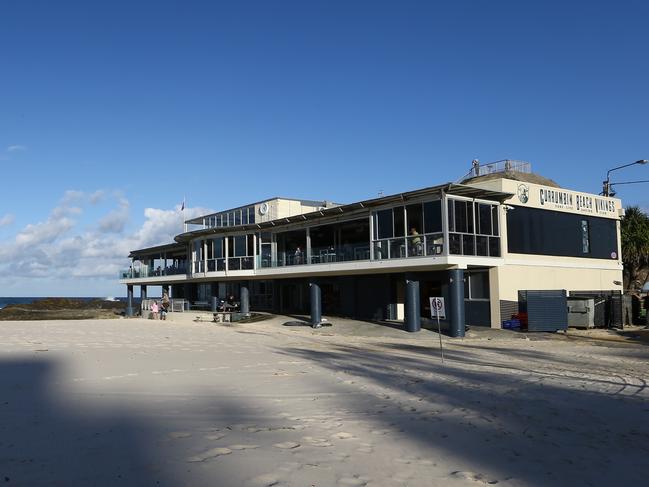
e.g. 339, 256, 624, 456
0, 297, 127, 310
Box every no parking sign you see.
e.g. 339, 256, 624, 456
429, 297, 446, 319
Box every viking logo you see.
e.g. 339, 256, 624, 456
517, 184, 529, 204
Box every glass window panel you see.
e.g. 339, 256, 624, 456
228, 212, 234, 226
449, 233, 462, 254
423, 200, 442, 233
213, 238, 223, 258
447, 200, 455, 232
454, 200, 467, 233
227, 237, 234, 257
248, 207, 255, 224
376, 209, 393, 239
206, 240, 214, 259
462, 234, 475, 255
476, 235, 488, 256
393, 206, 405, 237
235, 210, 242, 226
478, 204, 492, 235
406, 203, 423, 237
247, 234, 254, 256
467, 201, 474, 233
235, 235, 247, 256
489, 237, 501, 257
242, 210, 248, 225
216, 215, 222, 227
470, 273, 489, 299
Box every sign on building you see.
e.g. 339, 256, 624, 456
429, 297, 446, 319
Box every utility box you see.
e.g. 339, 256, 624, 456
518, 290, 568, 332
567, 298, 595, 329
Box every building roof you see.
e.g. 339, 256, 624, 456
184, 197, 340, 224
171, 182, 513, 243
128, 242, 186, 259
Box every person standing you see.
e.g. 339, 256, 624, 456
161, 290, 170, 320
151, 301, 159, 320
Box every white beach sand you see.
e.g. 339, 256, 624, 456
0, 316, 647, 486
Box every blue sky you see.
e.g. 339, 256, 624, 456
0, 0, 648, 296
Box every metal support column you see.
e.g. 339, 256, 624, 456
140, 285, 147, 301
309, 280, 322, 327
240, 281, 250, 315
404, 274, 421, 332
449, 268, 465, 338
126, 285, 134, 317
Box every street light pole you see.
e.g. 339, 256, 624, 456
602, 160, 649, 196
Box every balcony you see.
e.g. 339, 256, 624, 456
120, 265, 187, 280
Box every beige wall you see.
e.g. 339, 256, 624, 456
255, 199, 323, 223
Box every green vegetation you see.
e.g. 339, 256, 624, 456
621, 206, 649, 291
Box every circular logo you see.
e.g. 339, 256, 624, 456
611, 251, 617, 259
432, 298, 443, 310
517, 184, 529, 204
259, 202, 269, 215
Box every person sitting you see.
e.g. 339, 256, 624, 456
409, 227, 423, 256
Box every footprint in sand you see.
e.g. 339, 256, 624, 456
450, 471, 499, 484
204, 433, 227, 440
168, 432, 192, 439
249, 473, 281, 486
303, 436, 333, 447
338, 476, 371, 486
356, 446, 373, 453
186, 447, 232, 462
273, 442, 300, 449
331, 432, 354, 440
228, 444, 260, 450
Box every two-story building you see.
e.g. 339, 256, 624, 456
120, 161, 624, 335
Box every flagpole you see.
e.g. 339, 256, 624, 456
182, 196, 187, 233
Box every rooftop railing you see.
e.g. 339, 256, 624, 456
458, 159, 532, 182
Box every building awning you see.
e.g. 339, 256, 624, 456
129, 242, 186, 259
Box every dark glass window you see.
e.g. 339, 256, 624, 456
235, 211, 242, 226
406, 204, 423, 236
477, 203, 493, 235
376, 209, 392, 239
393, 206, 405, 237
507, 207, 617, 259
423, 200, 442, 233
462, 234, 475, 255
454, 200, 474, 233
248, 207, 255, 224
234, 235, 247, 256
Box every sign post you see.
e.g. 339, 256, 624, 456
429, 297, 445, 364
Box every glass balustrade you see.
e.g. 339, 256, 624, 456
372, 233, 444, 260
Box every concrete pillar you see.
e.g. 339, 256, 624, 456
449, 268, 466, 338
309, 280, 322, 327
140, 285, 147, 301
126, 285, 134, 317
404, 274, 421, 332
211, 282, 219, 312
240, 281, 250, 314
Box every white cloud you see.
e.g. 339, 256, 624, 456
0, 214, 14, 227
0, 190, 212, 285
6, 145, 26, 152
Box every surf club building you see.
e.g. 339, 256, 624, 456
119, 160, 624, 335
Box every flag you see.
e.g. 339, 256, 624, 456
180, 197, 185, 211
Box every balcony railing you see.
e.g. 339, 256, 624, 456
372, 233, 444, 260
120, 266, 187, 279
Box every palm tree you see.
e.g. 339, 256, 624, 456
621, 206, 649, 291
